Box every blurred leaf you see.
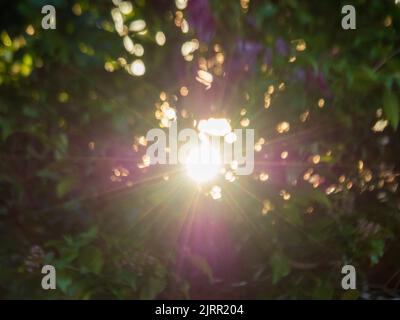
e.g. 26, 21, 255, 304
188, 253, 214, 283
58, 246, 79, 264
309, 190, 332, 209
57, 271, 73, 293
312, 280, 334, 299
139, 276, 167, 300
283, 204, 303, 226
341, 290, 360, 300
119, 269, 137, 290
370, 239, 385, 265
383, 90, 399, 129
270, 252, 291, 284
56, 176, 76, 198
78, 246, 104, 275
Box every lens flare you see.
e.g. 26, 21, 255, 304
184, 142, 221, 183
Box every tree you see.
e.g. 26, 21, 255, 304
0, 0, 399, 299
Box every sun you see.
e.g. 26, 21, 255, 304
184, 142, 222, 183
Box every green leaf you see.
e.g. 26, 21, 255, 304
341, 290, 360, 300
284, 204, 303, 226
383, 90, 399, 129
0, 118, 13, 141
270, 252, 291, 284
56, 176, 76, 198
309, 190, 332, 209
188, 253, 214, 283
57, 271, 73, 293
76, 226, 98, 247
119, 269, 137, 290
22, 106, 38, 118
140, 276, 167, 300
312, 280, 334, 299
78, 246, 104, 275
58, 246, 79, 264
347, 66, 378, 93
54, 133, 69, 159
370, 239, 385, 265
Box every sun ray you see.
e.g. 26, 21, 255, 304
231, 179, 340, 256
22, 167, 183, 217
176, 189, 201, 270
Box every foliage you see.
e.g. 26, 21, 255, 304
0, 0, 400, 299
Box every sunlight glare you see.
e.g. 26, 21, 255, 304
184, 143, 222, 183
